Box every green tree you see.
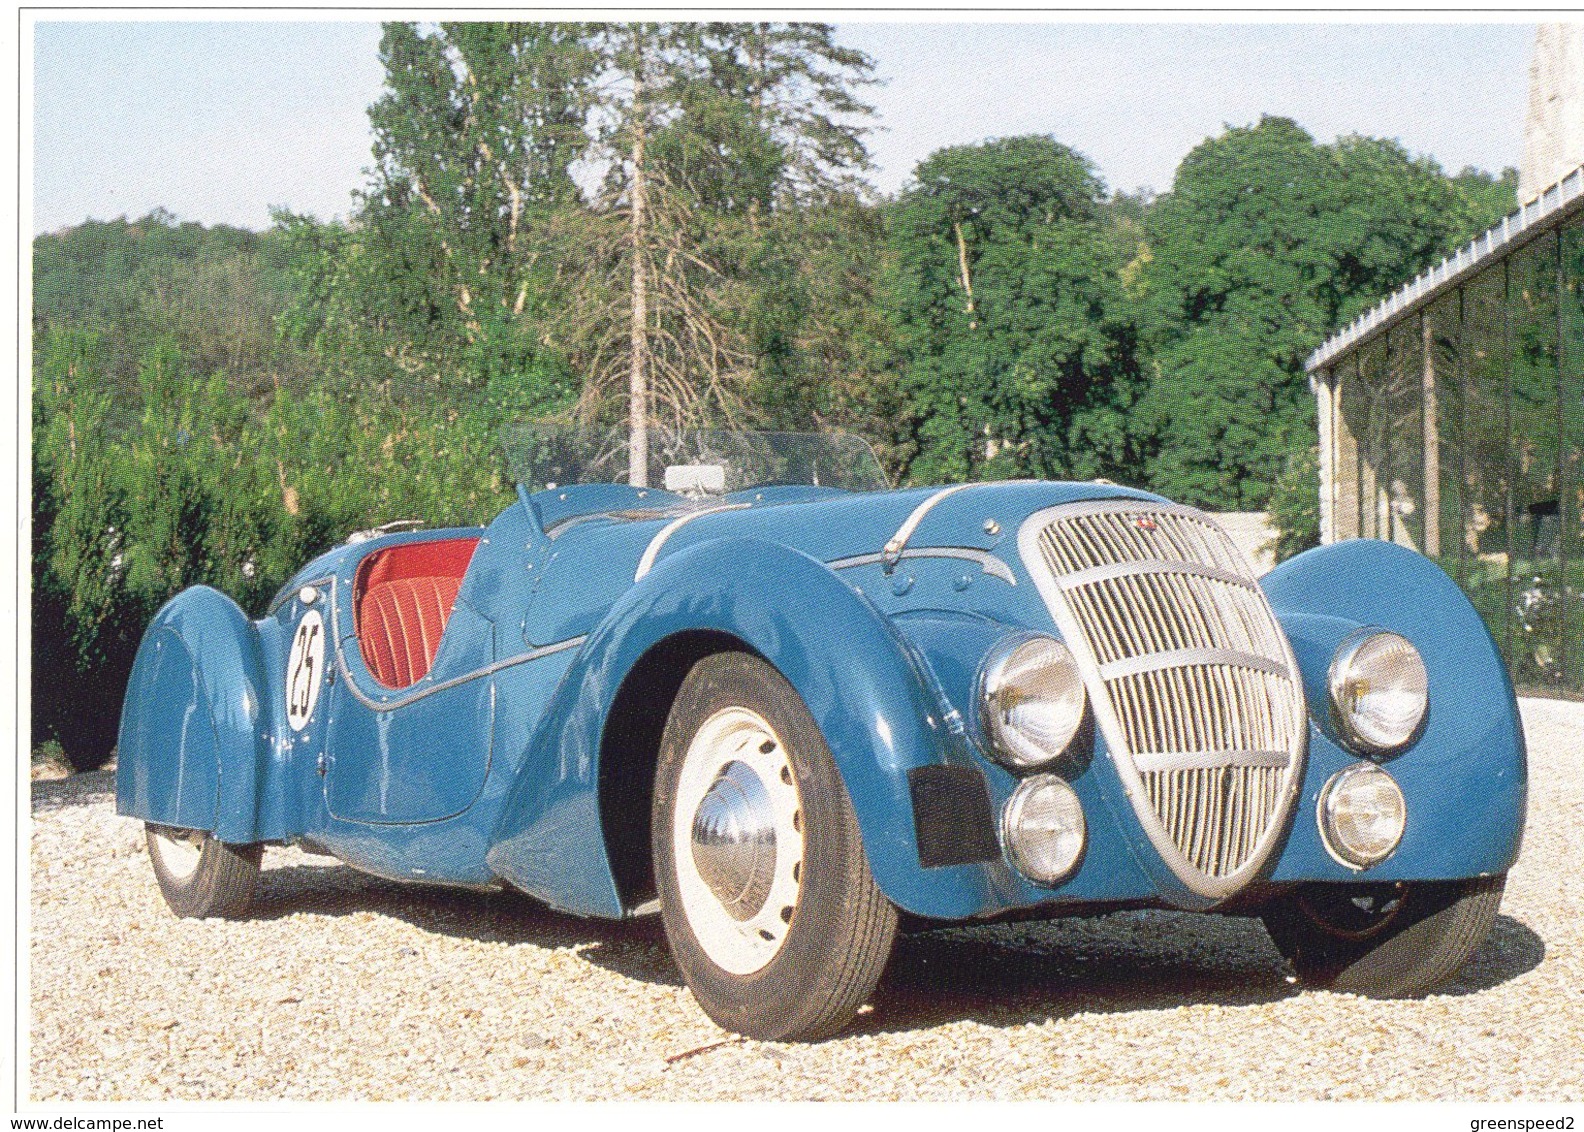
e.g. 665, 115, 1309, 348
1136, 117, 1514, 510
885, 135, 1142, 486
745, 193, 905, 471
33, 212, 307, 414
281, 21, 598, 409
1268, 445, 1321, 561
32, 330, 135, 767
1447, 165, 1520, 247
686, 25, 891, 455
692, 22, 876, 203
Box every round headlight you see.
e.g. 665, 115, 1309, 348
1002, 775, 1086, 885
1329, 630, 1428, 754
1318, 763, 1407, 869
979, 635, 1087, 770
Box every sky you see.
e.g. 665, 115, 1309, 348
30, 18, 1537, 235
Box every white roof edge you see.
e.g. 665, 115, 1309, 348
1305, 164, 1584, 374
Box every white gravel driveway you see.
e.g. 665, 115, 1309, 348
28, 698, 1583, 1102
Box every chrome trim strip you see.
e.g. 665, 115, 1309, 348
882, 484, 974, 569
267, 573, 336, 617
827, 546, 1016, 585
546, 513, 613, 539
1133, 750, 1290, 773
334, 635, 587, 712
1099, 648, 1289, 682
346, 518, 425, 545
881, 480, 1037, 571
1056, 559, 1257, 592
634, 504, 751, 581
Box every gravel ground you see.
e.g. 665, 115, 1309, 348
29, 698, 1584, 1102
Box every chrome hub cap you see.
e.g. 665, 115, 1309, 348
692, 761, 777, 919
672, 707, 803, 974
149, 825, 204, 880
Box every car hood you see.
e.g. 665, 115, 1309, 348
520, 479, 1165, 645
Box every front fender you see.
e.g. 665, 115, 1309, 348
115, 586, 271, 843
1262, 539, 1527, 882
486, 537, 996, 918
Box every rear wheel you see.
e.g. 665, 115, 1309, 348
652, 652, 897, 1041
145, 824, 262, 919
1261, 875, 1505, 996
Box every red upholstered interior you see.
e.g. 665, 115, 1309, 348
355, 538, 479, 689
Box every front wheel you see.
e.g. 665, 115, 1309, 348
1260, 875, 1505, 997
652, 652, 898, 1041
145, 824, 262, 919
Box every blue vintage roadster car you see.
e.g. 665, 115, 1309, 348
118, 429, 1526, 1040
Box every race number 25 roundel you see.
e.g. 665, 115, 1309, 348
286, 609, 326, 732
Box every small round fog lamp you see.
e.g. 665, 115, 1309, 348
1002, 775, 1086, 885
1318, 763, 1407, 869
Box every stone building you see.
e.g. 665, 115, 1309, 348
1521, 24, 1584, 203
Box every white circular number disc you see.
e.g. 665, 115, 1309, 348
285, 609, 326, 732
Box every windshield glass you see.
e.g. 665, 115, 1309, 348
502, 425, 889, 496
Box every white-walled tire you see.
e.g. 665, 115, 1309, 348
652, 652, 897, 1041
146, 824, 262, 919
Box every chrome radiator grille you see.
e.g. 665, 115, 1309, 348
1018, 501, 1307, 899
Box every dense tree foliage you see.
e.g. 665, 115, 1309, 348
33, 212, 308, 411
277, 22, 597, 415
886, 136, 1141, 483
1135, 117, 1514, 510
31, 28, 1520, 765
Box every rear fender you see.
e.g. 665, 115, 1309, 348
486, 537, 992, 919
115, 586, 271, 843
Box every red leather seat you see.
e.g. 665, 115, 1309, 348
354, 538, 479, 689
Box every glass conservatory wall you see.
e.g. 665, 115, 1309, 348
1356, 337, 1392, 542
1426, 292, 1467, 585
1325, 219, 1584, 695
1384, 321, 1427, 553
1557, 219, 1583, 692
1460, 261, 1517, 664
1507, 233, 1563, 688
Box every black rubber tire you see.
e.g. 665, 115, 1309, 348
1260, 874, 1505, 997
145, 824, 263, 919
652, 652, 898, 1042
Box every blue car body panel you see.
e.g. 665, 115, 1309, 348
489, 536, 960, 917
116, 476, 1528, 920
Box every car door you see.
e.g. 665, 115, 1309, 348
322, 540, 497, 825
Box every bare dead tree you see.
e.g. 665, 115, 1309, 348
626, 33, 651, 485
552, 25, 756, 468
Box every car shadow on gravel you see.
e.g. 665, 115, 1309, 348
854, 910, 1546, 1035
861, 912, 1301, 1034
249, 859, 685, 986
1438, 913, 1546, 996
30, 770, 116, 813
245, 859, 1545, 1035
